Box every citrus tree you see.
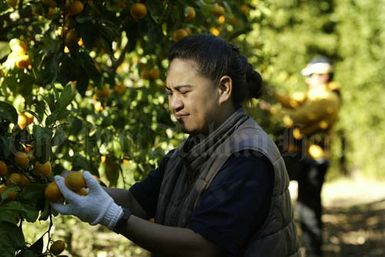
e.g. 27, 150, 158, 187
0, 0, 265, 256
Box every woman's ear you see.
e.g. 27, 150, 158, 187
218, 75, 232, 104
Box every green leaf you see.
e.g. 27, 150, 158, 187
32, 125, 52, 163
52, 127, 66, 147
0, 101, 18, 124
0, 222, 25, 257
0, 136, 14, 159
72, 154, 92, 171
0, 201, 40, 223
57, 83, 76, 111
21, 183, 45, 204
0, 208, 20, 224
17, 249, 40, 257
69, 118, 83, 135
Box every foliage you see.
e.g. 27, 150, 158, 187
0, 0, 260, 255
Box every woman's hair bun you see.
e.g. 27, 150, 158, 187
245, 63, 263, 99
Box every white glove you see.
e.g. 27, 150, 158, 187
51, 171, 123, 229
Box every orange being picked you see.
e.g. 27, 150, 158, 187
65, 172, 86, 191
45, 182, 63, 202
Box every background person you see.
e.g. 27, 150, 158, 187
52, 34, 300, 257
262, 56, 341, 257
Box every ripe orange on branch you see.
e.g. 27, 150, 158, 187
172, 29, 189, 42
18, 112, 33, 129
0, 161, 8, 177
212, 4, 225, 17
45, 182, 63, 202
14, 151, 29, 169
0, 186, 17, 201
130, 3, 147, 19
9, 39, 27, 54
114, 84, 126, 95
50, 240, 66, 255
184, 6, 196, 21
7, 0, 17, 8
68, 0, 84, 16
34, 161, 52, 177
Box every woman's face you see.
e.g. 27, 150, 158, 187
305, 73, 330, 89
166, 58, 222, 135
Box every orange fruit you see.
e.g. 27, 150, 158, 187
6, 190, 17, 201
65, 172, 86, 191
149, 68, 161, 80
68, 0, 84, 16
209, 27, 220, 36
172, 29, 189, 42
15, 54, 30, 69
7, 0, 17, 8
114, 84, 126, 95
9, 39, 27, 54
42, 0, 57, 7
14, 151, 29, 169
50, 240, 65, 255
77, 187, 88, 196
18, 113, 28, 129
217, 15, 225, 25
64, 29, 78, 47
230, 16, 238, 26
34, 161, 52, 177
95, 86, 111, 98
239, 4, 250, 16
212, 4, 225, 17
140, 68, 151, 80
184, 6, 196, 21
18, 174, 30, 187
0, 186, 17, 200
45, 182, 63, 202
24, 111, 34, 124
8, 173, 22, 186
0, 161, 8, 177
130, 3, 147, 19
17, 112, 33, 129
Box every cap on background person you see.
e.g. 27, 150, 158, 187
301, 55, 333, 77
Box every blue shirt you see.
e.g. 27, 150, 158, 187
130, 150, 274, 256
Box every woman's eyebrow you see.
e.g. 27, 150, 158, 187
166, 84, 192, 91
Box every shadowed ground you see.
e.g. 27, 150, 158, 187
321, 177, 385, 257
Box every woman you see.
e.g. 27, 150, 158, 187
52, 34, 299, 257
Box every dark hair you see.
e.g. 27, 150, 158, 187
168, 34, 263, 106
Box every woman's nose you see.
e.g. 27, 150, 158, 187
169, 94, 183, 111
